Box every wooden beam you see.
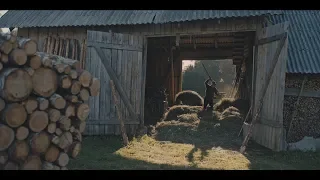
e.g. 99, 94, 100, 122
179, 49, 233, 59
90, 45, 140, 124
140, 37, 148, 127
285, 87, 320, 98
89, 42, 142, 52
257, 32, 287, 45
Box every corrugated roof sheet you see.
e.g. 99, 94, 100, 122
267, 10, 320, 74
0, 10, 281, 28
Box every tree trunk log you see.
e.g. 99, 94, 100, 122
28, 110, 49, 133
58, 132, 73, 150
29, 132, 50, 154
70, 80, 81, 95
79, 88, 90, 101
1, 103, 27, 128
8, 140, 29, 163
58, 116, 71, 131
72, 120, 86, 134
36, 52, 53, 68
49, 94, 66, 109
56, 152, 69, 167
1, 53, 8, 64
78, 70, 92, 87
23, 97, 38, 114
67, 142, 81, 159
64, 104, 75, 118
21, 156, 42, 170
0, 68, 33, 102
0, 97, 5, 112
9, 48, 28, 66
32, 68, 58, 97
37, 97, 49, 111
0, 124, 15, 151
60, 75, 72, 89
0, 39, 12, 54
17, 37, 37, 56
44, 145, 60, 163
69, 70, 78, 79
47, 108, 61, 122
28, 54, 42, 70
16, 126, 29, 141
47, 122, 57, 134
76, 103, 90, 121
65, 95, 79, 103
89, 77, 100, 97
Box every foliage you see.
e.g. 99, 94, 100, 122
182, 60, 236, 97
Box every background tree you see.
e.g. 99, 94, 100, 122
182, 60, 236, 97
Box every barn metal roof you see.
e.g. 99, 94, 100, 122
267, 10, 320, 74
0, 10, 281, 28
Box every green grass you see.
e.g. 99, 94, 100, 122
69, 108, 320, 170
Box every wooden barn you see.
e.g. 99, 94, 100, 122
0, 10, 311, 152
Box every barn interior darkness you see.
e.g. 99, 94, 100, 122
144, 31, 256, 125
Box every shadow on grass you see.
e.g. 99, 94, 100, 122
154, 109, 320, 170
68, 136, 217, 170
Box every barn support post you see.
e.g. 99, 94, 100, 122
90, 45, 140, 124
140, 37, 148, 127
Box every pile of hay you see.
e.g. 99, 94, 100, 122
162, 105, 202, 121
174, 90, 204, 106
214, 98, 249, 115
219, 106, 243, 121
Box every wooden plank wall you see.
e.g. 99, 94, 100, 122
251, 22, 289, 151
84, 31, 143, 136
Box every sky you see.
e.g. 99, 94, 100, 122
0, 10, 9, 32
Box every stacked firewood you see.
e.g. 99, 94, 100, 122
283, 76, 320, 143
0, 32, 100, 170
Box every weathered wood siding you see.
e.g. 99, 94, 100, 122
84, 31, 144, 135
247, 22, 289, 151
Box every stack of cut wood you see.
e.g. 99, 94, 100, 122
283, 76, 320, 143
0, 32, 100, 170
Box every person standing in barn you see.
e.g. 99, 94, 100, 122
203, 78, 220, 111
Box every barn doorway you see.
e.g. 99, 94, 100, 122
143, 32, 256, 126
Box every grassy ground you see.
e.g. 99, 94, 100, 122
69, 107, 320, 170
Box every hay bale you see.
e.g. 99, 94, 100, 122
174, 90, 204, 106
177, 113, 200, 123
220, 106, 242, 121
214, 98, 249, 115
162, 105, 202, 121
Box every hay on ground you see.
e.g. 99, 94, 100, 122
177, 113, 200, 123
219, 106, 242, 121
174, 90, 204, 106
214, 98, 249, 115
162, 105, 202, 121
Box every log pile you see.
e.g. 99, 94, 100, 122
0, 32, 100, 170
284, 75, 320, 143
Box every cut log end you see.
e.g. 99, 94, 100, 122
72, 129, 83, 142
37, 97, 49, 111
89, 78, 100, 97
47, 122, 57, 134
64, 104, 75, 118
0, 40, 13, 55
8, 140, 29, 163
58, 116, 71, 131
22, 156, 42, 170
45, 145, 60, 163
0, 124, 15, 151
1, 68, 33, 102
55, 128, 63, 136
56, 152, 69, 167
73, 120, 86, 134
29, 132, 50, 154
28, 110, 49, 133
69, 70, 78, 79
48, 108, 61, 122
58, 132, 73, 150
50, 94, 66, 109
79, 70, 92, 87
79, 88, 90, 101
24, 98, 38, 114
32, 68, 58, 97
1, 54, 8, 64
68, 142, 81, 159
51, 135, 60, 145
76, 103, 90, 121
18, 38, 37, 56
60, 75, 72, 89
29, 54, 42, 70
65, 95, 79, 103
70, 81, 81, 95
16, 126, 29, 141
2, 103, 27, 128
9, 48, 28, 66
